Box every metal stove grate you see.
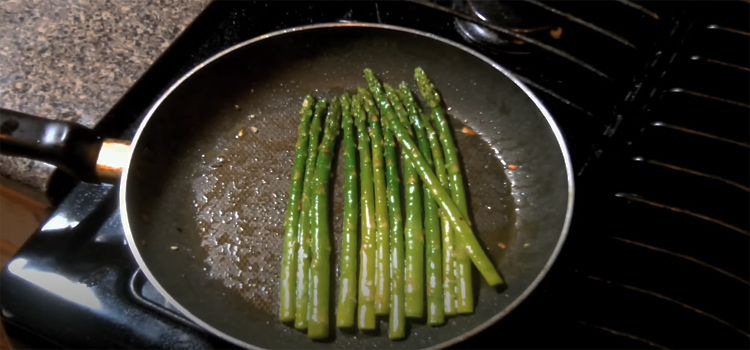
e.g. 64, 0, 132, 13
402, 0, 686, 175
563, 2, 750, 347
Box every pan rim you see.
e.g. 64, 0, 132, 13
120, 22, 575, 350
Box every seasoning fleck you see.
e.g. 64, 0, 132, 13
523, 243, 530, 248
550, 27, 563, 39
249, 114, 256, 119
498, 242, 506, 249
462, 127, 476, 136
234, 104, 241, 110
170, 246, 179, 251
507, 164, 518, 170
251, 126, 259, 133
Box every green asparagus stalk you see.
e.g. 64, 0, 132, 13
418, 108, 458, 316
396, 83, 445, 325
372, 78, 424, 319
295, 100, 327, 329
308, 98, 342, 339
336, 94, 358, 328
279, 95, 315, 322
359, 88, 390, 316
382, 115, 406, 339
380, 89, 504, 287
408, 94, 458, 318
414, 68, 474, 314
353, 93, 377, 330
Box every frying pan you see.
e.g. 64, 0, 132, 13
0, 23, 573, 349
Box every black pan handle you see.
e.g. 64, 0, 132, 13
0, 108, 102, 183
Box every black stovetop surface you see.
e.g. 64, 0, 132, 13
2, 1, 748, 349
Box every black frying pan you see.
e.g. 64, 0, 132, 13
0, 23, 573, 349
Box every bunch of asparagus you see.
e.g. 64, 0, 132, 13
278, 68, 503, 340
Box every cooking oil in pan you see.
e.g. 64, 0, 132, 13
190, 108, 295, 315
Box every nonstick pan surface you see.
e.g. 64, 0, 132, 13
122, 23, 573, 349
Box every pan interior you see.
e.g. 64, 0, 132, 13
125, 25, 570, 349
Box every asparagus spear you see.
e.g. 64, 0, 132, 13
396, 83, 445, 325
382, 115, 406, 339
402, 86, 459, 317
359, 88, 390, 316
336, 94, 358, 328
418, 108, 458, 316
279, 95, 315, 322
414, 68, 474, 314
295, 100, 327, 329
308, 98, 341, 339
380, 88, 504, 287
353, 93, 377, 330
372, 78, 424, 319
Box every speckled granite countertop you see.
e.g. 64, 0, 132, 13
0, 0, 210, 193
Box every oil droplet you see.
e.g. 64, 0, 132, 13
208, 156, 227, 168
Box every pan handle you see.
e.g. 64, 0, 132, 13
0, 108, 130, 184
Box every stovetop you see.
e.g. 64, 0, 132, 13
2, 1, 748, 348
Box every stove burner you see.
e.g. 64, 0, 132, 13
453, 0, 556, 50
